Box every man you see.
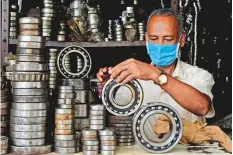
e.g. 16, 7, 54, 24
97, 8, 215, 123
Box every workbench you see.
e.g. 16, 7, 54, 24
45, 143, 230, 155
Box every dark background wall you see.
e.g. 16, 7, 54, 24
9, 0, 232, 123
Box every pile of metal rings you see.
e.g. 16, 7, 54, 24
109, 116, 135, 146
10, 17, 52, 155
132, 102, 183, 153
87, 6, 101, 34
48, 48, 58, 95
1, 136, 9, 155
114, 22, 123, 41
57, 21, 66, 42
61, 79, 90, 132
1, 72, 10, 137
138, 22, 145, 41
55, 86, 77, 154
70, 0, 87, 20
89, 104, 105, 130
107, 20, 113, 41
82, 129, 99, 155
9, 4, 17, 39
42, 0, 55, 41
99, 129, 117, 155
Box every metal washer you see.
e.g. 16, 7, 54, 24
132, 102, 183, 153
57, 45, 92, 78
102, 79, 143, 116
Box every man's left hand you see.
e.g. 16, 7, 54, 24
109, 58, 161, 84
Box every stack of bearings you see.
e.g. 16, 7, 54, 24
77, 56, 83, 72
1, 72, 10, 136
1, 136, 9, 155
55, 86, 77, 154
82, 128, 99, 155
48, 48, 58, 95
107, 20, 113, 41
42, 0, 55, 41
99, 129, 116, 155
70, 0, 87, 21
126, 7, 135, 22
138, 22, 145, 41
61, 79, 90, 132
108, 116, 135, 146
64, 55, 71, 72
9, 17, 52, 154
89, 104, 105, 130
114, 23, 123, 41
87, 7, 100, 32
57, 21, 66, 42
9, 4, 17, 39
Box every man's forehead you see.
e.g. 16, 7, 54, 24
147, 15, 179, 35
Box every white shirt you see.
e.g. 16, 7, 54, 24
138, 59, 215, 123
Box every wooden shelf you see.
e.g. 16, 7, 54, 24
9, 39, 146, 48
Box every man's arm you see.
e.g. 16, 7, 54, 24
151, 74, 212, 116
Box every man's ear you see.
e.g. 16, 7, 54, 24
180, 32, 186, 47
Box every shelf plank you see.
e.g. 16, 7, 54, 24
9, 39, 146, 48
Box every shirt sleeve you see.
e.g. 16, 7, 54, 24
191, 68, 215, 118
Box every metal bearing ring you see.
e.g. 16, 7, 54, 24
10, 145, 52, 155
18, 36, 45, 42
55, 140, 76, 147
10, 131, 46, 139
12, 82, 47, 88
11, 109, 47, 117
10, 72, 49, 81
19, 17, 41, 24
132, 102, 183, 153
20, 30, 41, 36
17, 48, 44, 55
13, 96, 48, 103
10, 117, 46, 125
17, 42, 45, 49
13, 88, 48, 96
11, 138, 45, 146
54, 147, 76, 153
13, 63, 47, 71
20, 24, 40, 30
10, 124, 46, 132
102, 79, 143, 116
16, 55, 45, 62
57, 45, 92, 78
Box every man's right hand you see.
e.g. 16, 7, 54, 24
96, 67, 112, 84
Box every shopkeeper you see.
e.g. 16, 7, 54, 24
96, 8, 215, 124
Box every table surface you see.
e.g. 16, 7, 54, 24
45, 143, 230, 155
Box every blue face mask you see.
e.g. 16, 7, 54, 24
146, 41, 180, 67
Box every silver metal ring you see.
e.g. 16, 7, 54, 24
89, 110, 105, 115
42, 8, 55, 14
74, 90, 89, 103
89, 115, 104, 120
54, 147, 76, 153
58, 104, 73, 109
58, 93, 76, 99
100, 150, 116, 155
11, 138, 45, 146
89, 124, 105, 130
90, 104, 105, 111
13, 96, 48, 103
101, 145, 116, 151
89, 119, 104, 125
17, 42, 45, 49
57, 45, 92, 78
18, 36, 45, 42
57, 98, 74, 105
10, 117, 46, 125
74, 104, 88, 117
20, 30, 41, 36
10, 124, 46, 132
10, 72, 49, 81
55, 124, 73, 130
83, 140, 99, 146
55, 135, 75, 141
13, 63, 47, 71
10, 131, 46, 139
11, 109, 47, 117
133, 102, 183, 153
17, 48, 45, 55
102, 79, 143, 116
12, 82, 47, 88
19, 17, 41, 24
55, 108, 73, 114
55, 140, 76, 147
82, 145, 99, 151
100, 136, 115, 141
13, 89, 48, 96
16, 55, 45, 62
82, 150, 98, 155
12, 102, 49, 111
10, 145, 52, 155
99, 129, 115, 136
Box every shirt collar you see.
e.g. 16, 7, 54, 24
172, 59, 184, 80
